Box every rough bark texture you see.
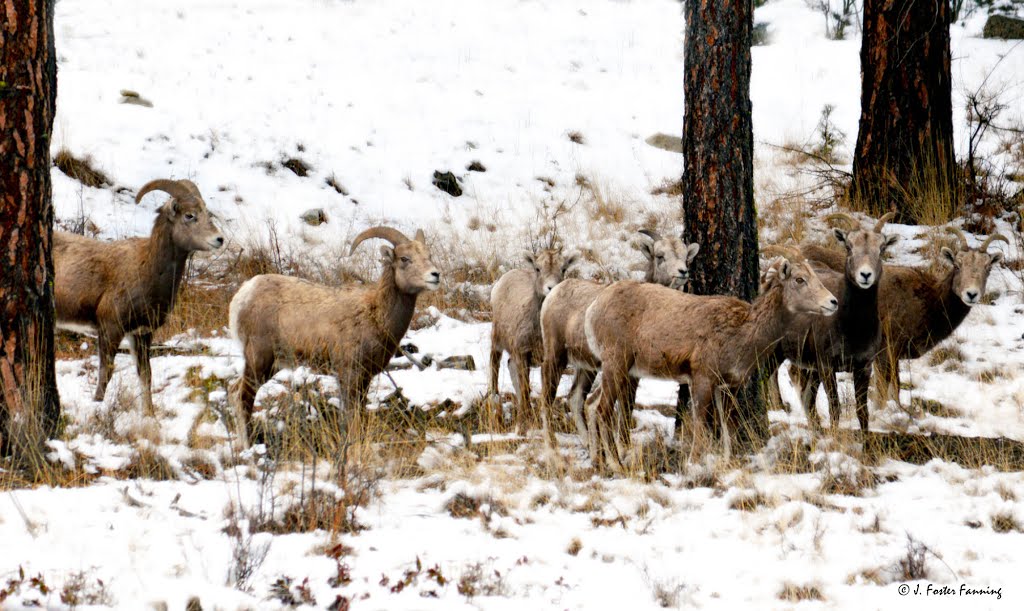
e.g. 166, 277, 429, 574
0, 0, 61, 452
681, 0, 765, 446
852, 0, 954, 222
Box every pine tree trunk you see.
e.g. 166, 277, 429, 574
681, 0, 766, 446
852, 0, 954, 222
0, 0, 61, 454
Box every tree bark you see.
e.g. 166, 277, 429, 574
682, 0, 766, 447
0, 0, 61, 454
852, 0, 955, 222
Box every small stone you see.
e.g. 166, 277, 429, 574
185, 597, 203, 611
432, 170, 463, 197
466, 160, 487, 172
645, 133, 682, 153
119, 89, 153, 107
300, 208, 328, 226
983, 15, 1024, 40
437, 355, 476, 371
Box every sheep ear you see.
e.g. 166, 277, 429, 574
779, 260, 793, 280
686, 243, 700, 263
563, 253, 579, 271
379, 245, 395, 262
941, 247, 956, 266
833, 228, 848, 245
882, 234, 899, 251
524, 252, 535, 266
414, 229, 426, 243
638, 241, 653, 260
990, 251, 1004, 266
163, 199, 180, 218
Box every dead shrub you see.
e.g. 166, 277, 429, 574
54, 149, 111, 188
777, 582, 824, 602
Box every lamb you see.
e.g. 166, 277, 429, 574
582, 247, 837, 471
54, 179, 224, 414
800, 226, 1008, 404
538, 229, 699, 443
488, 248, 578, 429
229, 226, 439, 445
778, 212, 898, 433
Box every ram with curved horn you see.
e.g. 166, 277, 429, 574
229, 225, 440, 445
53, 178, 223, 414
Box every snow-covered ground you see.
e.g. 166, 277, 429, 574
2, 0, 1023, 609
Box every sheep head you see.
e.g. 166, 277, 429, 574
525, 248, 577, 298
351, 226, 440, 294
762, 245, 838, 316
941, 227, 1008, 305
136, 179, 224, 252
827, 211, 899, 289
638, 229, 700, 290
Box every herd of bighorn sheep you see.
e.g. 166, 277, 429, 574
53, 179, 1012, 471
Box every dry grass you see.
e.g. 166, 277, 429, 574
53, 149, 111, 188
777, 582, 825, 602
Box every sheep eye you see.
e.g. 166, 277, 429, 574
534, 266, 541, 273
184, 213, 196, 222
400, 256, 411, 264
795, 276, 806, 285
655, 254, 664, 261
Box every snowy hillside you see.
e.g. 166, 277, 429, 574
1, 0, 1023, 610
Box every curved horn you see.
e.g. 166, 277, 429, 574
349, 226, 411, 255
943, 226, 969, 251
135, 179, 195, 204
177, 179, 203, 199
638, 228, 662, 241
979, 233, 1009, 252
873, 211, 897, 233
761, 244, 805, 263
824, 212, 859, 229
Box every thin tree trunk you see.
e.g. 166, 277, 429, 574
852, 0, 955, 222
0, 0, 61, 454
682, 0, 766, 447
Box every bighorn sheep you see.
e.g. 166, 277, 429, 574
54, 179, 224, 414
777, 212, 898, 433
582, 247, 837, 471
801, 226, 1008, 404
538, 230, 699, 443
229, 226, 439, 445
489, 248, 578, 429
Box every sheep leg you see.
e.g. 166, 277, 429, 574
584, 385, 603, 469
568, 369, 596, 439
129, 332, 154, 416
540, 346, 566, 413
589, 367, 626, 474
822, 368, 841, 431
540, 348, 568, 449
93, 331, 120, 403
488, 340, 502, 398
614, 376, 640, 458
712, 387, 732, 462
853, 363, 871, 435
688, 377, 714, 463
799, 368, 823, 431
234, 346, 274, 446
673, 383, 691, 438
509, 353, 533, 434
